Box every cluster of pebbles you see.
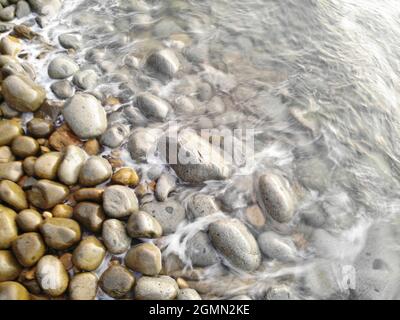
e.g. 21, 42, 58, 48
0, 0, 307, 301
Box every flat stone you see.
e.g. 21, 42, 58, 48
73, 188, 103, 203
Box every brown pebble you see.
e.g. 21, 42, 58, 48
48, 124, 82, 152
60, 253, 73, 270
111, 167, 139, 186
73, 188, 104, 203
83, 139, 101, 155
52, 204, 73, 218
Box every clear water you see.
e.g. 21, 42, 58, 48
26, 0, 400, 299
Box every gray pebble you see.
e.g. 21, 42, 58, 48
102, 219, 131, 254
208, 218, 261, 271
48, 55, 79, 79
103, 185, 139, 218
50, 80, 74, 99
141, 199, 186, 235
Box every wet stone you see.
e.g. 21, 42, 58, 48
0, 119, 22, 146
57, 145, 88, 185
79, 156, 112, 187
111, 167, 139, 186
11, 232, 46, 267
102, 219, 131, 254
0, 204, 17, 249
187, 194, 219, 219
72, 236, 105, 271
0, 281, 30, 300
135, 276, 178, 300
208, 218, 261, 271
36, 255, 69, 297
126, 210, 163, 239
103, 185, 139, 218
0, 250, 22, 281
50, 80, 74, 99
69, 272, 98, 300
59, 33, 81, 50
48, 55, 79, 79
0, 161, 23, 182
73, 201, 105, 233
73, 69, 98, 90
63, 93, 107, 139
40, 218, 81, 250
0, 180, 28, 211
125, 242, 162, 276
141, 200, 186, 235
16, 209, 42, 232
99, 264, 135, 299
2, 75, 46, 112
34, 152, 63, 180
258, 173, 296, 224
27, 118, 54, 138
11, 136, 39, 158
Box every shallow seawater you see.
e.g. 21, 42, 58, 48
31, 0, 400, 299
